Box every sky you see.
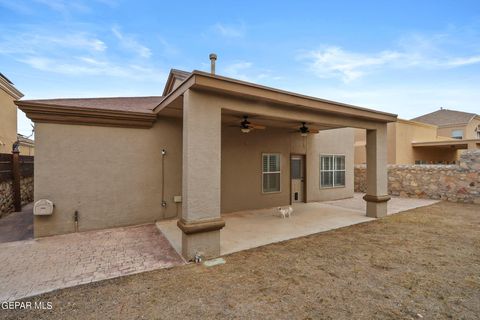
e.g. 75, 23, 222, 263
1, 0, 479, 136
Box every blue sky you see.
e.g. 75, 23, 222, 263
1, 1, 479, 136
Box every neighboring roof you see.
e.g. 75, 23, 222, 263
0, 72, 13, 84
0, 72, 23, 99
412, 139, 480, 149
155, 70, 397, 124
18, 96, 164, 114
411, 108, 478, 127
17, 134, 34, 145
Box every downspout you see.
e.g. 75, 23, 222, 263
161, 149, 167, 208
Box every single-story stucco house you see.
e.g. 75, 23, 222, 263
16, 56, 397, 260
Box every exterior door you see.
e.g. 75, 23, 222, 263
291, 155, 305, 203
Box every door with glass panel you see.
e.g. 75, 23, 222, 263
290, 155, 305, 203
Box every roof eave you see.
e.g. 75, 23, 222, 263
0, 76, 23, 100
15, 101, 157, 129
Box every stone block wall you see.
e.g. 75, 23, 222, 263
0, 177, 34, 218
355, 150, 480, 204
0, 181, 14, 217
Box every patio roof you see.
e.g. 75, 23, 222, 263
412, 139, 480, 149
154, 70, 397, 124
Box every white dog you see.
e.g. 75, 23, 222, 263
277, 206, 293, 218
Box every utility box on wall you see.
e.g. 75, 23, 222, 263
33, 199, 54, 215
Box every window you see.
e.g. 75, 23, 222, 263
451, 129, 464, 139
476, 125, 480, 139
320, 155, 345, 188
262, 153, 281, 193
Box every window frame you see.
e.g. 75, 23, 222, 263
451, 129, 464, 139
320, 154, 346, 189
262, 153, 282, 194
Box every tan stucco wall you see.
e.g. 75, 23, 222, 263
355, 124, 395, 164
466, 117, 480, 139
19, 143, 35, 156
306, 128, 355, 202
437, 125, 466, 139
221, 126, 354, 213
354, 120, 459, 164
34, 118, 183, 237
34, 89, 356, 236
0, 89, 17, 154
395, 120, 438, 164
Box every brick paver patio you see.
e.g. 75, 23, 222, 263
0, 224, 184, 302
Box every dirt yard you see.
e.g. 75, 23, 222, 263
1, 202, 479, 320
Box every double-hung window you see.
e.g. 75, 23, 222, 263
320, 155, 345, 188
262, 153, 281, 193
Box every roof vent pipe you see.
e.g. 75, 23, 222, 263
209, 53, 217, 75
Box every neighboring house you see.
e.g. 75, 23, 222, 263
17, 134, 35, 156
0, 73, 24, 153
412, 108, 480, 140
16, 60, 397, 260
355, 110, 480, 165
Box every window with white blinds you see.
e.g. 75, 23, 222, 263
262, 153, 281, 193
320, 155, 345, 188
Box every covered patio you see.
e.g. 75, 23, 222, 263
155, 69, 398, 260
157, 194, 438, 256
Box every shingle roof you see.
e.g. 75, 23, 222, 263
17, 134, 34, 144
0, 72, 13, 84
18, 96, 164, 114
411, 108, 478, 126
171, 69, 190, 81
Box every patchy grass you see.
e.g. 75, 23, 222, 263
2, 202, 479, 320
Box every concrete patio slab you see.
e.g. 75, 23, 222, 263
0, 224, 184, 302
157, 193, 439, 256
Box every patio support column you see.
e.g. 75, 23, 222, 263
364, 124, 390, 218
178, 89, 225, 260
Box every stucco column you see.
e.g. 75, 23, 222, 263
178, 89, 225, 260
363, 125, 390, 218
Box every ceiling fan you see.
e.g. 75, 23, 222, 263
235, 116, 266, 133
296, 122, 320, 136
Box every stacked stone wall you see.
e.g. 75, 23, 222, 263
354, 150, 480, 204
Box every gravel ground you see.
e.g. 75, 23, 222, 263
1, 201, 479, 320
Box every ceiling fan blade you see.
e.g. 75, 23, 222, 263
250, 124, 266, 129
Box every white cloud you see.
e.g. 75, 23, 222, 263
0, 32, 106, 55
301, 47, 401, 82
112, 26, 151, 58
300, 33, 480, 82
20, 56, 164, 81
219, 61, 283, 84
445, 55, 480, 67
299, 83, 480, 120
212, 22, 245, 38
0, 27, 164, 81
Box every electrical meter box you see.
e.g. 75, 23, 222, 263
33, 199, 54, 216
